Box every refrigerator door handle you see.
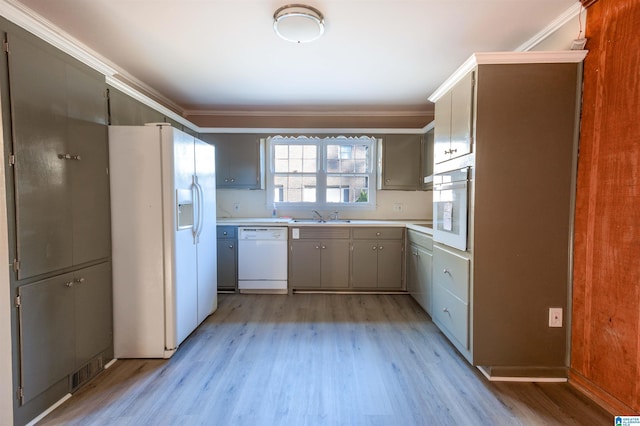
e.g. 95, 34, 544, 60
193, 176, 205, 243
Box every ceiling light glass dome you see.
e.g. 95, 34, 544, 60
273, 4, 325, 44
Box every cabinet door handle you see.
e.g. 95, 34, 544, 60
315, 246, 320, 249
443, 307, 450, 314
376, 232, 381, 236
74, 277, 85, 284
58, 153, 81, 161
228, 245, 234, 249
321, 245, 326, 249
372, 246, 377, 250
443, 269, 451, 275
378, 245, 384, 250
223, 231, 228, 236
230, 178, 235, 182
65, 281, 74, 288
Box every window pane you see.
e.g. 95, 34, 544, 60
327, 143, 370, 173
274, 144, 317, 173
327, 175, 369, 203
275, 175, 316, 203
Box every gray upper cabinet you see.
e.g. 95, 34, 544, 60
434, 71, 474, 164
8, 33, 110, 279
107, 85, 164, 125
200, 133, 263, 189
421, 128, 434, 190
378, 134, 421, 190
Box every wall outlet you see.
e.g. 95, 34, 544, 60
392, 203, 403, 212
233, 202, 240, 213
549, 308, 563, 327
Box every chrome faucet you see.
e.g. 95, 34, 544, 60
312, 210, 323, 221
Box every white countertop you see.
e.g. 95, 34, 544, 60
217, 217, 433, 234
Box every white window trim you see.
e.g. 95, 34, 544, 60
265, 135, 378, 211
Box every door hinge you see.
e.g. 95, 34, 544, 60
12, 258, 20, 272
3, 41, 8, 54
8, 154, 15, 166
17, 387, 23, 403
14, 295, 20, 308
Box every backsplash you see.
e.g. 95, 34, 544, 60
216, 189, 432, 221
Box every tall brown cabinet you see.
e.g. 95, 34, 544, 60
429, 51, 586, 378
2, 20, 113, 425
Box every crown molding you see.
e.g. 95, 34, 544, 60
197, 127, 428, 135
183, 108, 431, 118
0, 0, 187, 121
429, 3, 587, 103
0, 0, 117, 76
580, 0, 599, 8
515, 3, 585, 52
428, 50, 588, 103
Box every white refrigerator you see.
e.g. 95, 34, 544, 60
109, 123, 217, 358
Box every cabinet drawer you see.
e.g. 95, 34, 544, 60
295, 227, 350, 240
433, 245, 469, 303
352, 227, 403, 240
407, 229, 433, 250
217, 226, 237, 238
432, 284, 468, 349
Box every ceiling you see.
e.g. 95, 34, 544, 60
8, 0, 580, 128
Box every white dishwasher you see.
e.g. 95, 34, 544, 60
238, 227, 288, 294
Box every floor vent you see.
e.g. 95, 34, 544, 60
71, 356, 104, 391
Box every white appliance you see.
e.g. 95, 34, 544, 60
109, 123, 217, 358
238, 227, 288, 293
433, 167, 470, 251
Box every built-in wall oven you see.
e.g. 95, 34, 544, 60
433, 167, 470, 251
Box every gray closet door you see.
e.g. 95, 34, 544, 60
8, 33, 73, 279
18, 274, 75, 404
74, 262, 112, 368
66, 63, 111, 265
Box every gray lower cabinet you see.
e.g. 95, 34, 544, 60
18, 262, 112, 405
216, 226, 237, 292
431, 245, 470, 351
406, 230, 433, 314
289, 227, 350, 290
351, 228, 404, 289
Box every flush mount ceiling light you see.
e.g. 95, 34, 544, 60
273, 4, 325, 44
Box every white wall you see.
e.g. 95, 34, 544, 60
216, 188, 432, 221
530, 8, 587, 51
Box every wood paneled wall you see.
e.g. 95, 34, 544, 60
570, 0, 640, 415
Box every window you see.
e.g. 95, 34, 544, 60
267, 135, 377, 210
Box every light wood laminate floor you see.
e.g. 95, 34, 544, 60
40, 294, 611, 425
